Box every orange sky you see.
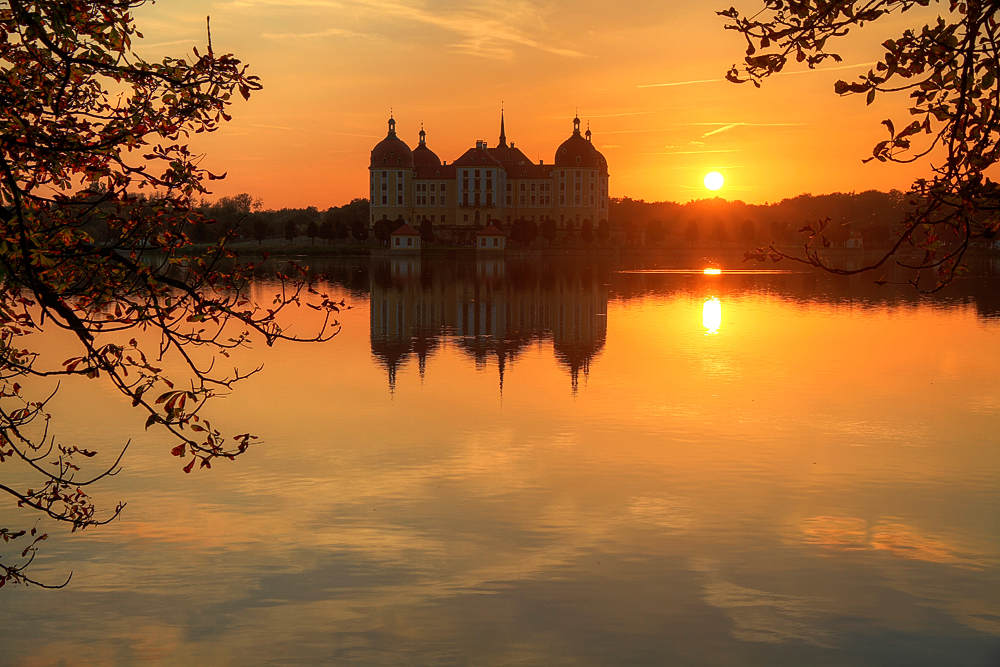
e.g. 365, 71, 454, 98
131, 1, 948, 209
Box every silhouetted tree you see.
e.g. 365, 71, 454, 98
597, 219, 610, 245
510, 219, 538, 247
373, 219, 392, 246
319, 220, 334, 245
419, 219, 435, 244
541, 219, 557, 245
647, 219, 665, 245
252, 218, 270, 245
683, 220, 699, 245
351, 220, 370, 243
723, 0, 1000, 288
306, 220, 319, 244
284, 219, 297, 243
0, 1, 344, 588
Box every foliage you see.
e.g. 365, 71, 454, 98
419, 219, 435, 244
283, 219, 297, 242
540, 219, 557, 245
720, 0, 1000, 289
0, 1, 344, 587
510, 218, 538, 246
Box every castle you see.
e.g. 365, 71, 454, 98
369, 113, 610, 242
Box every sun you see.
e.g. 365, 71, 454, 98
704, 171, 724, 191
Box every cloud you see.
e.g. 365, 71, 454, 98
637, 62, 876, 89
600, 145, 621, 149
640, 149, 740, 155
262, 26, 379, 39
234, 0, 583, 60
699, 122, 806, 138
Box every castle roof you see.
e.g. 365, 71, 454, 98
371, 117, 413, 168
454, 145, 502, 168
391, 223, 419, 236
554, 117, 609, 176
477, 224, 504, 236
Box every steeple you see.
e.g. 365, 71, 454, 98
419, 122, 426, 146
585, 121, 592, 142
387, 112, 397, 138
573, 112, 581, 135
498, 108, 507, 148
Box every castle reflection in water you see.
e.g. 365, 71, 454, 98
369, 257, 607, 393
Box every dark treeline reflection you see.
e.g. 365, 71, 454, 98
267, 253, 1000, 391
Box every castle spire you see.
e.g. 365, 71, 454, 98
498, 107, 507, 148
573, 112, 581, 135
387, 111, 396, 138
585, 121, 592, 142
419, 122, 426, 146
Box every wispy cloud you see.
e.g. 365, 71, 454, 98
262, 27, 378, 39
641, 149, 741, 155
637, 62, 876, 89
699, 122, 805, 138
600, 144, 621, 149
233, 0, 582, 60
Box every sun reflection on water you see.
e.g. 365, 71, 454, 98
703, 297, 722, 334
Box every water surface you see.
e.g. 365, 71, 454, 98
2, 255, 998, 666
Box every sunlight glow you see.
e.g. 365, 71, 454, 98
703, 297, 722, 334
704, 172, 724, 191
703, 268, 722, 275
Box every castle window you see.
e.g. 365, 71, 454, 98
431, 215, 435, 222
506, 183, 512, 191
486, 179, 492, 190
463, 214, 469, 222
560, 195, 565, 205
463, 193, 469, 206
520, 183, 525, 191
430, 196, 435, 205
382, 196, 387, 205
475, 211, 480, 221
474, 170, 480, 178
575, 194, 581, 205
507, 196, 512, 206
442, 215, 446, 222
474, 192, 480, 206
398, 195, 403, 205
482, 158, 486, 163
463, 179, 469, 190
397, 171, 403, 178
389, 150, 394, 155
474, 179, 480, 190
463, 170, 469, 177
560, 182, 565, 190
381, 183, 387, 191
382, 171, 387, 177
382, 157, 387, 164
486, 170, 492, 177
575, 171, 581, 177
560, 171, 565, 177
397, 157, 402, 165
486, 193, 493, 206
575, 156, 581, 165
430, 184, 436, 191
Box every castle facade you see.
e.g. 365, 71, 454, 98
369, 113, 610, 242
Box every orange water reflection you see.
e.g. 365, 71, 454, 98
1, 257, 998, 665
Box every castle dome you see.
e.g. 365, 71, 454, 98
412, 127, 441, 167
371, 116, 414, 168
554, 116, 608, 176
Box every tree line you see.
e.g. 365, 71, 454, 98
611, 190, 914, 248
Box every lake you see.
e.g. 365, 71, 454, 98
1, 253, 998, 666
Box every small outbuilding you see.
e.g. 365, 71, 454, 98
390, 223, 421, 252
476, 224, 506, 251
